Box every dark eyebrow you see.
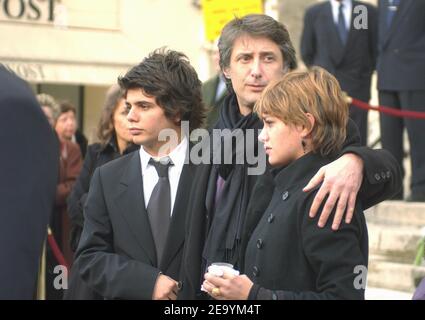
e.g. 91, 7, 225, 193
260, 51, 277, 57
235, 52, 252, 58
128, 100, 154, 108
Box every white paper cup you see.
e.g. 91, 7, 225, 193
208, 262, 240, 277
201, 262, 240, 292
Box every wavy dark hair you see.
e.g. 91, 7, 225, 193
97, 84, 126, 146
118, 48, 206, 132
218, 14, 297, 94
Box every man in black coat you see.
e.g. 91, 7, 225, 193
0, 65, 59, 299
179, 14, 401, 300
377, 0, 425, 201
301, 0, 378, 146
74, 49, 206, 299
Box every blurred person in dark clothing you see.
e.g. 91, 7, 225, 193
202, 42, 228, 128
37, 93, 83, 299
64, 84, 139, 299
301, 0, 378, 146
0, 66, 58, 299
377, 0, 425, 201
56, 101, 88, 158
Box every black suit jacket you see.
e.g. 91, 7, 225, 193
0, 66, 59, 299
74, 149, 196, 299
301, 1, 378, 101
377, 0, 425, 90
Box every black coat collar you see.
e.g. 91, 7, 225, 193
273, 152, 333, 192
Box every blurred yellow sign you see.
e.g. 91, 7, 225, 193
202, 0, 264, 42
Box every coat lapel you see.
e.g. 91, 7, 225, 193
114, 151, 157, 265
160, 162, 195, 271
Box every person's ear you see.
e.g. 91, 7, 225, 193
173, 113, 182, 125
301, 113, 315, 138
223, 67, 231, 79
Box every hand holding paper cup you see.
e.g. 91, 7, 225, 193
208, 262, 240, 277
201, 262, 240, 292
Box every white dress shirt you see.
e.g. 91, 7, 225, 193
139, 136, 188, 216
330, 0, 352, 30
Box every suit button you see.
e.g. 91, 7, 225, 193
267, 214, 275, 223
282, 191, 289, 201
374, 173, 381, 181
252, 266, 260, 277
386, 171, 391, 178
256, 239, 263, 249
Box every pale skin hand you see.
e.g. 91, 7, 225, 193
202, 272, 253, 300
303, 153, 364, 230
152, 274, 179, 300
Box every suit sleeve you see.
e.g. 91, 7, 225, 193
74, 168, 160, 299
342, 146, 402, 208
341, 119, 402, 209
251, 194, 368, 300
301, 7, 317, 67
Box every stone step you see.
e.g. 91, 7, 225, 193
367, 259, 425, 293
365, 200, 425, 227
367, 223, 424, 263
365, 287, 413, 300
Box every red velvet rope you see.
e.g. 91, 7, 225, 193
47, 228, 70, 270
350, 97, 425, 119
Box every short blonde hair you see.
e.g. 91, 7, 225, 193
254, 67, 348, 156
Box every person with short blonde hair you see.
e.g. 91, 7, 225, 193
202, 67, 369, 300
254, 67, 348, 157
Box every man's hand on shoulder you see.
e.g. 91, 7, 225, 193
303, 153, 364, 230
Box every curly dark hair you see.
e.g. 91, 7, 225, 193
118, 48, 206, 132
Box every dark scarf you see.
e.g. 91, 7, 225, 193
202, 94, 263, 267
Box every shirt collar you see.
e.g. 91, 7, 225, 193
139, 136, 188, 175
330, 0, 352, 11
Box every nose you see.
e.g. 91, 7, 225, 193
258, 128, 268, 143
250, 58, 262, 79
126, 107, 137, 122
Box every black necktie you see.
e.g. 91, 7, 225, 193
337, 2, 348, 45
147, 157, 173, 266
